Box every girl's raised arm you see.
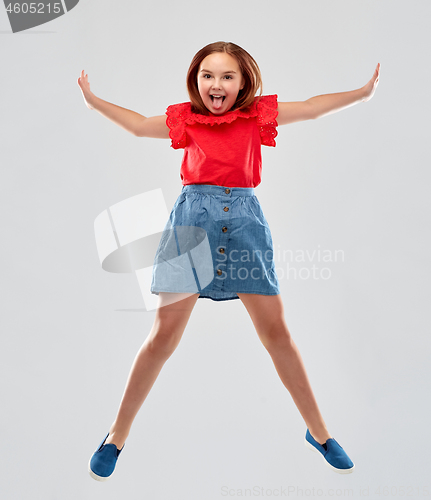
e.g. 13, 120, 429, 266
77, 70, 170, 139
277, 63, 380, 126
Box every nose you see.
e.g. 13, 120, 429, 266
211, 78, 222, 89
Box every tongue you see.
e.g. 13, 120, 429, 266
212, 96, 223, 110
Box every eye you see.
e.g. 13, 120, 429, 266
224, 75, 233, 79
203, 74, 211, 79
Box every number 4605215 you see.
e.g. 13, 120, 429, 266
5, 3, 62, 14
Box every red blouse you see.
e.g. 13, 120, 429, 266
165, 94, 278, 188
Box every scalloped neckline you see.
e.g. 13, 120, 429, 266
185, 101, 258, 125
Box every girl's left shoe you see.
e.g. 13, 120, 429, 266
88, 433, 125, 481
304, 429, 355, 474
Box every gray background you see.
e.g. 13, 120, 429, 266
1, 0, 430, 498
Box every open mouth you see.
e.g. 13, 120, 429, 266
210, 95, 226, 110
210, 96, 226, 102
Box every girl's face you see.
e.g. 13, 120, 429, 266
197, 52, 245, 115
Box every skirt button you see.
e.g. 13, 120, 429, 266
223, 207, 229, 212
225, 188, 230, 194
222, 226, 228, 232
219, 248, 225, 254
217, 269, 223, 276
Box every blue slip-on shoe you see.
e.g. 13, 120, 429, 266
305, 429, 355, 474
88, 433, 125, 481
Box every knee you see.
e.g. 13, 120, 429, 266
147, 326, 182, 359
257, 318, 292, 351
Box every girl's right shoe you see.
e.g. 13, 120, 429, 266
88, 433, 124, 481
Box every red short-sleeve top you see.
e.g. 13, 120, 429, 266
165, 94, 278, 188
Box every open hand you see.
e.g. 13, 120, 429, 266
362, 63, 380, 102
77, 70, 95, 110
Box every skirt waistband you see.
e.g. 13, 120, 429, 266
181, 184, 255, 197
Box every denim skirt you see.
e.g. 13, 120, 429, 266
150, 184, 280, 302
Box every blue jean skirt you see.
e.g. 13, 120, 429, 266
150, 184, 280, 301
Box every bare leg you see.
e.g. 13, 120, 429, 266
237, 293, 331, 444
104, 292, 199, 449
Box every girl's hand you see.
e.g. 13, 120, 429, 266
77, 70, 96, 110
362, 63, 381, 102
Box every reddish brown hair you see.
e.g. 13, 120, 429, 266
186, 41, 263, 115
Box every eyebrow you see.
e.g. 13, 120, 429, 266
199, 69, 237, 74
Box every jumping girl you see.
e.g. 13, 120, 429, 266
77, 41, 380, 480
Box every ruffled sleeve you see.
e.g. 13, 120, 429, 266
166, 102, 191, 149
256, 94, 278, 147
